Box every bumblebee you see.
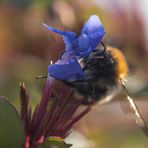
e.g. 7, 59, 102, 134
67, 44, 128, 105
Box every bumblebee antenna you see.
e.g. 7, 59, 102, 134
120, 78, 148, 136
101, 41, 106, 52
36, 75, 47, 80
36, 61, 53, 80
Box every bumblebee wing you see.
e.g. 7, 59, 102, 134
98, 92, 116, 106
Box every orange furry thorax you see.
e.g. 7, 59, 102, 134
107, 46, 128, 79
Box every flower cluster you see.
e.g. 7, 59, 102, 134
43, 15, 105, 81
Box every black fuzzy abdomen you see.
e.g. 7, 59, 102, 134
73, 49, 118, 105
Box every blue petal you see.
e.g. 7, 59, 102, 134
78, 34, 90, 51
77, 47, 92, 57
48, 59, 84, 81
42, 23, 77, 50
57, 50, 74, 63
80, 15, 105, 50
74, 46, 92, 58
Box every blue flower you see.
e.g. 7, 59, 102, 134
43, 15, 105, 81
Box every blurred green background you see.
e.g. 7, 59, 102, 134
0, 0, 148, 147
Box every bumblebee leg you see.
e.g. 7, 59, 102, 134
59, 50, 66, 59
82, 96, 97, 105
36, 75, 47, 80
101, 41, 106, 52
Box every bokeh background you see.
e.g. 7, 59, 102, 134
0, 0, 148, 147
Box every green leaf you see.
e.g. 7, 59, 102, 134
0, 97, 25, 148
41, 136, 72, 148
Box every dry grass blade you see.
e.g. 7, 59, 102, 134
120, 79, 148, 137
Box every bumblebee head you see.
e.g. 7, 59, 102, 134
107, 46, 128, 79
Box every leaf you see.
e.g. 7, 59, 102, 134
0, 97, 25, 148
41, 136, 72, 148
